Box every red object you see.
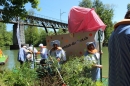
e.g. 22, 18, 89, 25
68, 6, 106, 33
80, 51, 82, 54
62, 84, 67, 86
89, 33, 92, 36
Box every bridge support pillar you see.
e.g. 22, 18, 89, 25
10, 23, 28, 50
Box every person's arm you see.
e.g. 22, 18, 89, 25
57, 58, 60, 62
61, 50, 66, 61
56, 50, 62, 62
92, 64, 103, 68
39, 48, 48, 59
84, 52, 91, 64
23, 48, 30, 54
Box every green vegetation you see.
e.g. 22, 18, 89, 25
0, 22, 12, 47
24, 26, 68, 46
0, 65, 38, 86
25, 26, 42, 46
0, 56, 105, 86
0, 0, 40, 22
0, 24, 68, 47
61, 56, 99, 86
127, 3, 130, 10
0, 0, 129, 85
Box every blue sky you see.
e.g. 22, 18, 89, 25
6, 0, 130, 31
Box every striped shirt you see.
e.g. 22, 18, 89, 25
108, 25, 130, 86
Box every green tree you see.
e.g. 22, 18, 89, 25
57, 28, 69, 35
38, 28, 48, 46
28, 9, 35, 16
79, 0, 92, 8
25, 26, 39, 46
4, 31, 13, 46
79, 0, 114, 43
127, 3, 130, 11
0, 23, 12, 47
0, 22, 8, 46
0, 0, 40, 22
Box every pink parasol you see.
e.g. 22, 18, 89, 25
68, 6, 106, 33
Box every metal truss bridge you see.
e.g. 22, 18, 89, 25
0, 9, 68, 34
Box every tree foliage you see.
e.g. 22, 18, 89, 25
127, 3, 130, 11
25, 26, 53, 46
37, 28, 48, 46
0, 23, 12, 47
0, 0, 40, 22
79, 0, 114, 43
25, 26, 39, 46
57, 28, 69, 35
79, 0, 92, 8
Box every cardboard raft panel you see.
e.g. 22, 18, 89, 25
46, 31, 96, 57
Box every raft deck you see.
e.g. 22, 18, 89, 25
0, 56, 8, 65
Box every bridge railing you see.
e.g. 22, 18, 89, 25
0, 9, 68, 24
31, 13, 68, 24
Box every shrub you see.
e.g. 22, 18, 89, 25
61, 56, 103, 86
0, 63, 38, 86
0, 56, 103, 86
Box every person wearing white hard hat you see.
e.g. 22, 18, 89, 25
39, 43, 48, 60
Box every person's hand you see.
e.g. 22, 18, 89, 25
57, 58, 60, 62
50, 57, 53, 60
97, 65, 103, 68
30, 51, 33, 54
37, 51, 41, 54
100, 50, 103, 54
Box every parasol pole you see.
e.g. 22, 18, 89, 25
94, 28, 104, 82
98, 29, 102, 82
32, 33, 36, 69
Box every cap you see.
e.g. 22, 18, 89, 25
50, 40, 60, 46
86, 42, 96, 48
39, 43, 43, 47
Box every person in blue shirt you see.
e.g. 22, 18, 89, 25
108, 10, 130, 86
84, 42, 102, 81
18, 44, 29, 67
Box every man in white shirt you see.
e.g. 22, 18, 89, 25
39, 43, 48, 60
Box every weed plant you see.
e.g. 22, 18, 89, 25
0, 56, 103, 86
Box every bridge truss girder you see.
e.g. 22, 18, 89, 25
0, 9, 68, 34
